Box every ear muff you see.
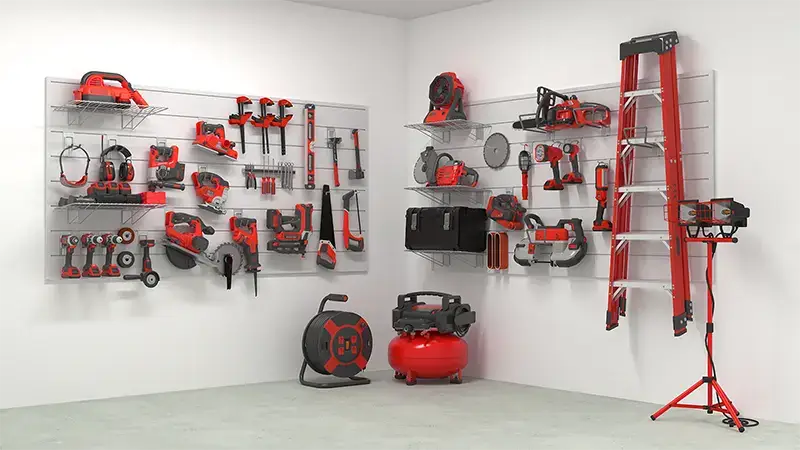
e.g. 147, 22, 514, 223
59, 144, 90, 188
100, 145, 134, 182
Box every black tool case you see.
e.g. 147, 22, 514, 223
405, 207, 487, 252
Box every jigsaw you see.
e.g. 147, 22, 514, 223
191, 171, 229, 215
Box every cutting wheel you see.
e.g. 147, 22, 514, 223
413, 155, 427, 184
211, 242, 243, 277
483, 132, 510, 168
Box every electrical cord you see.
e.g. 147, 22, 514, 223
705, 236, 759, 429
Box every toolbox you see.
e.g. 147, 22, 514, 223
405, 207, 487, 252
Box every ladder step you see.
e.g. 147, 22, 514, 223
612, 279, 672, 290
615, 231, 670, 241
617, 184, 667, 193
622, 88, 661, 98
622, 135, 665, 145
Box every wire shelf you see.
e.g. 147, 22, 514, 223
52, 100, 168, 130
405, 249, 484, 268
405, 185, 490, 206
404, 120, 491, 144
54, 202, 165, 225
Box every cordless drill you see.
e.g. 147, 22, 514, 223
265, 204, 313, 256
81, 233, 104, 278
60, 234, 81, 279
534, 144, 564, 191
230, 216, 261, 297
593, 162, 613, 231
561, 142, 584, 184
101, 233, 123, 277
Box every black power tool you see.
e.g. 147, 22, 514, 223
266, 204, 313, 256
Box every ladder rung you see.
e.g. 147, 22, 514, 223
612, 279, 672, 290
617, 184, 667, 193
615, 231, 670, 241
621, 135, 665, 145
622, 88, 661, 98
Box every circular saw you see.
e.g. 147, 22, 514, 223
413, 146, 453, 185
483, 132, 510, 168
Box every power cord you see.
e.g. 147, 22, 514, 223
705, 237, 759, 429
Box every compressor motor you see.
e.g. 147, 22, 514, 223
389, 291, 476, 386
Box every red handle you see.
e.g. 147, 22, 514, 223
522, 172, 529, 200
333, 163, 340, 187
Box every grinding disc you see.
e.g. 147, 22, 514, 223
483, 132, 510, 168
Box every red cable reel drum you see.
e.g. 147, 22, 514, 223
389, 291, 476, 385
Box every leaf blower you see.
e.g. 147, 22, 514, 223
389, 291, 476, 386
512, 86, 610, 132
513, 214, 588, 268
424, 72, 466, 123
73, 71, 148, 108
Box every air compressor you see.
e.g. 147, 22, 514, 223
388, 291, 476, 386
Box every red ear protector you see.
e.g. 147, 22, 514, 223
99, 145, 134, 182
59, 144, 90, 188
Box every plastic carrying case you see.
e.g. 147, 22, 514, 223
405, 207, 487, 252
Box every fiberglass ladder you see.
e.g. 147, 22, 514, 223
606, 31, 692, 337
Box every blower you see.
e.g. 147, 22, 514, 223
73, 71, 148, 108
513, 86, 610, 133
193, 121, 238, 160
513, 214, 588, 268
300, 293, 372, 389
424, 72, 467, 123
389, 291, 476, 386
487, 194, 526, 230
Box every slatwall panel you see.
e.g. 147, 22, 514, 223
45, 77, 369, 284
409, 72, 714, 280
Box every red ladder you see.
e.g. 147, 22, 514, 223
606, 31, 692, 337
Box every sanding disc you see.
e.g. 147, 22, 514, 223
484, 133, 510, 168
302, 310, 372, 378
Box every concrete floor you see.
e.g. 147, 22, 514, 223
1, 371, 797, 450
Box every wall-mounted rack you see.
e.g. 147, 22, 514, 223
406, 249, 484, 268
54, 203, 165, 225
52, 100, 168, 130
405, 185, 489, 206
405, 119, 491, 144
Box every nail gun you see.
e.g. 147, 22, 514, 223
193, 121, 238, 160
148, 144, 186, 191
513, 214, 588, 268
192, 171, 229, 215
265, 204, 313, 256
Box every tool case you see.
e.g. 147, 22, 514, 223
405, 207, 487, 252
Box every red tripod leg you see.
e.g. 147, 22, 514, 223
651, 378, 704, 420
712, 380, 745, 431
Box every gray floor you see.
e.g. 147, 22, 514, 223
1, 371, 797, 450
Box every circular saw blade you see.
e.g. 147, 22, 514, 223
210, 242, 244, 277
483, 132, 510, 169
413, 155, 427, 184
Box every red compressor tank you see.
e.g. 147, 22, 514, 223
389, 291, 476, 385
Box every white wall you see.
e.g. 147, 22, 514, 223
406, 0, 800, 424
0, 0, 407, 408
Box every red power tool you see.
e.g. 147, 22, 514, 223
272, 99, 293, 156
486, 194, 526, 230
435, 160, 479, 187
148, 144, 185, 191
192, 171, 229, 215
60, 234, 81, 279
519, 145, 532, 200
123, 239, 160, 288
228, 96, 253, 155
73, 71, 148, 107
81, 233, 104, 278
342, 190, 365, 252
561, 142, 584, 184
101, 233, 123, 277
266, 204, 313, 256
593, 162, 612, 231
304, 104, 316, 189
513, 86, 610, 132
535, 144, 564, 191
251, 97, 275, 154
230, 216, 261, 297
163, 211, 215, 267
424, 72, 466, 123
513, 214, 588, 268
193, 121, 238, 160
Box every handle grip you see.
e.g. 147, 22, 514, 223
522, 172, 529, 200
333, 163, 340, 187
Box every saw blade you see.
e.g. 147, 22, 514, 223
413, 155, 427, 184
483, 132, 510, 169
210, 242, 244, 277
163, 242, 198, 270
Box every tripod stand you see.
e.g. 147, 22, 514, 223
650, 236, 747, 432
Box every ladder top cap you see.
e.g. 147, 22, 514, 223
620, 31, 679, 60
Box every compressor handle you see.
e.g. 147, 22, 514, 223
319, 293, 348, 313
397, 291, 461, 309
